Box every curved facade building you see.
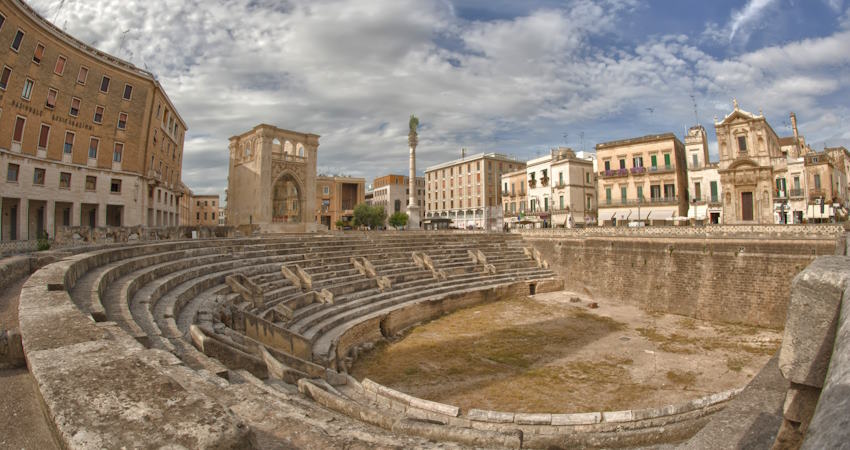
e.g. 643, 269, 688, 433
0, 0, 186, 240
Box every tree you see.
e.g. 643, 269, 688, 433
352, 203, 386, 229
388, 212, 409, 230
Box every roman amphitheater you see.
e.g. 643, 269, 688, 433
0, 225, 848, 449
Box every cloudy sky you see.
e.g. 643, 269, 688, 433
30, 0, 850, 199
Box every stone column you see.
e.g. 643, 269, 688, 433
407, 143, 420, 230
18, 197, 28, 240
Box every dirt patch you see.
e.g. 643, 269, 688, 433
350, 291, 781, 413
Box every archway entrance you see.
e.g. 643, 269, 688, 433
272, 174, 302, 223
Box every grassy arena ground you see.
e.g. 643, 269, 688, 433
350, 292, 781, 413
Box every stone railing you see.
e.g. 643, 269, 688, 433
774, 254, 850, 448
516, 224, 847, 239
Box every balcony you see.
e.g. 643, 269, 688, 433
630, 167, 646, 176
603, 196, 679, 207
709, 195, 721, 206
553, 181, 566, 189
600, 168, 629, 179
789, 188, 805, 198
809, 189, 826, 201
648, 165, 675, 174
688, 162, 703, 170
774, 190, 787, 199
540, 177, 549, 187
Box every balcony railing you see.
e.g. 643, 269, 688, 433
630, 167, 646, 175
600, 168, 629, 178
554, 181, 566, 189
809, 189, 826, 200
528, 179, 537, 188
648, 165, 675, 174
709, 195, 721, 205
774, 190, 787, 199
603, 196, 679, 207
790, 188, 805, 198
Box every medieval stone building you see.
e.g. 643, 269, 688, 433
226, 124, 319, 232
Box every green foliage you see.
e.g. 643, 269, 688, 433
334, 219, 349, 229
408, 114, 419, 134
388, 212, 409, 230
352, 203, 387, 229
36, 231, 51, 251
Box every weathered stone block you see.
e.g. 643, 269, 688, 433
551, 412, 601, 426
779, 257, 850, 388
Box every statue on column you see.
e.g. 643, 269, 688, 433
407, 115, 421, 230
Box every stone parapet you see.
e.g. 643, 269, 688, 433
517, 224, 846, 239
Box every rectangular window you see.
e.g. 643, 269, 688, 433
13, 116, 25, 142
559, 195, 564, 209
113, 142, 123, 162
650, 155, 657, 168
32, 42, 45, 64
46, 88, 57, 109
11, 29, 24, 52
77, 66, 88, 84
110, 179, 121, 193
664, 183, 676, 198
64, 131, 74, 154
21, 78, 33, 100
619, 158, 626, 169
122, 84, 133, 100
33, 168, 45, 185
605, 187, 612, 204
664, 153, 671, 168
604, 160, 610, 171
637, 186, 644, 199
691, 154, 698, 168
651, 185, 661, 199
70, 97, 80, 116
38, 123, 50, 149
544, 197, 549, 211
710, 181, 718, 201
559, 172, 564, 185
7, 163, 19, 182
100, 76, 110, 92
93, 105, 104, 123
54, 55, 66, 75
0, 66, 10, 90
196, 212, 200, 220
737, 136, 747, 153
117, 112, 127, 130
85, 175, 96, 191
88, 137, 99, 159
694, 182, 701, 200
59, 172, 71, 188
814, 174, 821, 189
621, 186, 627, 202
793, 176, 800, 190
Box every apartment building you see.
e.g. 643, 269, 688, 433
190, 194, 219, 227
684, 125, 722, 224
316, 175, 365, 229
0, 0, 186, 240
518, 148, 596, 227
501, 169, 527, 229
425, 152, 523, 230
596, 133, 688, 225
370, 174, 425, 225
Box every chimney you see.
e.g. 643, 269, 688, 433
790, 112, 800, 142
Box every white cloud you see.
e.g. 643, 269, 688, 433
729, 0, 777, 42
25, 0, 850, 197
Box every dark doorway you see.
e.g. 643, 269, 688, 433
741, 192, 754, 221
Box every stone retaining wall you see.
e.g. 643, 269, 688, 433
526, 235, 841, 328
517, 224, 846, 239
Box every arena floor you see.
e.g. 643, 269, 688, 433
351, 291, 781, 413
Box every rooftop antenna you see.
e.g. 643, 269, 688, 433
690, 94, 699, 125
119, 29, 131, 57
461, 147, 466, 159
52, 0, 66, 22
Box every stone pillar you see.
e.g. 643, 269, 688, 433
46, 199, 55, 237
18, 197, 28, 241
407, 143, 420, 230
98, 203, 107, 228
71, 201, 81, 227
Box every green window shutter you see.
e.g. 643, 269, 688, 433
560, 196, 564, 209
664, 154, 671, 167
621, 187, 627, 201
651, 155, 657, 167
637, 186, 643, 199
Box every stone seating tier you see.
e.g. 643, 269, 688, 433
13, 232, 741, 449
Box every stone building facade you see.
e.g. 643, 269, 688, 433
315, 175, 365, 229
715, 102, 784, 224
370, 174, 425, 226
425, 152, 523, 230
685, 125, 723, 224
519, 148, 596, 227
0, 0, 186, 240
501, 169, 528, 228
226, 124, 319, 233
596, 133, 688, 225
189, 194, 219, 227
